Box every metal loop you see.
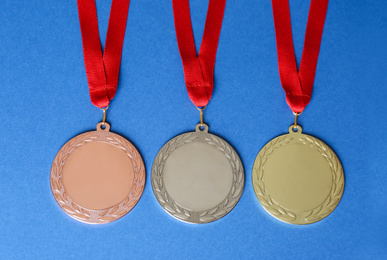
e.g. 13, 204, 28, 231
196, 106, 206, 126
101, 106, 109, 125
292, 111, 302, 128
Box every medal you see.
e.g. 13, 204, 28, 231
50, 0, 145, 224
252, 0, 344, 225
152, 0, 244, 224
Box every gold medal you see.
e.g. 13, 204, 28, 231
50, 123, 145, 224
252, 125, 344, 224
253, 0, 344, 224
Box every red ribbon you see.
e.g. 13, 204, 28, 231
173, 0, 226, 107
272, 0, 329, 113
77, 0, 130, 108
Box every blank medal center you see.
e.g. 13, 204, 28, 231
163, 142, 233, 212
62, 142, 134, 210
264, 143, 332, 211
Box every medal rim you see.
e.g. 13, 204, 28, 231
151, 124, 245, 224
252, 126, 344, 225
50, 123, 145, 224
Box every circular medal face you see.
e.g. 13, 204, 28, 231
152, 124, 244, 224
50, 123, 145, 224
252, 126, 344, 225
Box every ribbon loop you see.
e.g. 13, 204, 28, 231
272, 0, 329, 113
78, 0, 130, 108
173, 0, 226, 107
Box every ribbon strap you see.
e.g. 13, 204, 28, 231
173, 0, 226, 107
77, 0, 130, 108
272, 0, 329, 113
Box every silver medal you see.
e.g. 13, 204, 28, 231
152, 124, 244, 224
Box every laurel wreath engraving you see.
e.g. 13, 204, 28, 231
252, 130, 344, 224
152, 130, 244, 224
50, 129, 145, 224
299, 135, 344, 222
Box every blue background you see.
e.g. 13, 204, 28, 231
0, 0, 386, 259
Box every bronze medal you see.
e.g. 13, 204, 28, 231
52, 0, 144, 224
50, 123, 145, 224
